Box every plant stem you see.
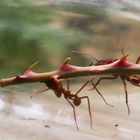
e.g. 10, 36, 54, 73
0, 62, 140, 87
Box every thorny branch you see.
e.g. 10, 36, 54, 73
0, 56, 140, 87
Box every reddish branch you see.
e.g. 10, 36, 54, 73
0, 56, 140, 87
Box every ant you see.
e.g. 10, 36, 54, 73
30, 76, 92, 130
29, 57, 112, 130
77, 49, 140, 115
70, 51, 114, 107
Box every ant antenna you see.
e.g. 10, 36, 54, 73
71, 51, 98, 65
116, 38, 125, 56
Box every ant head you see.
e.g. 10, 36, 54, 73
54, 90, 62, 98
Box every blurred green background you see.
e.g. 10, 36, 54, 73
0, 0, 140, 77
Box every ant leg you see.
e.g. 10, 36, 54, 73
30, 87, 49, 98
90, 81, 113, 107
72, 81, 93, 128
90, 75, 118, 90
121, 48, 125, 56
121, 76, 130, 115
136, 56, 140, 64
66, 99, 79, 130
116, 38, 125, 56
80, 96, 92, 128
75, 81, 90, 96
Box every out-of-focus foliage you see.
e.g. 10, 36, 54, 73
60, 2, 107, 34
0, 0, 54, 76
0, 1, 92, 75
0, 0, 139, 77
0, 0, 92, 76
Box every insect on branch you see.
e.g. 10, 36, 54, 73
0, 56, 140, 87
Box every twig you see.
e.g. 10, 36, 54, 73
0, 57, 140, 87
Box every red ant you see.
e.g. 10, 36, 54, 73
70, 51, 114, 107
85, 50, 140, 115
71, 50, 140, 115
30, 76, 92, 130
24, 58, 93, 130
